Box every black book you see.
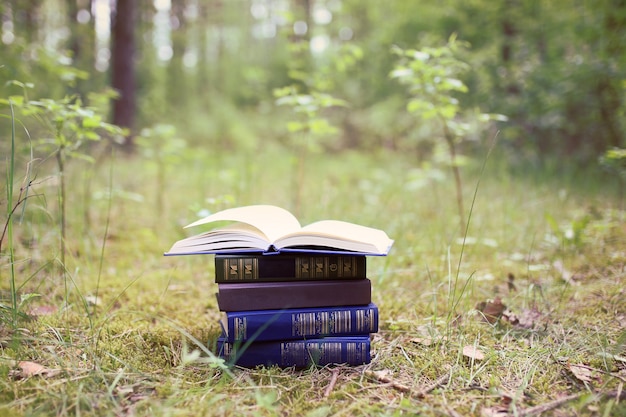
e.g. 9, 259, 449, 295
215, 253, 366, 283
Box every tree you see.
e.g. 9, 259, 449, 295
110, 0, 137, 149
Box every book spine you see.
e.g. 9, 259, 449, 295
217, 336, 371, 368
216, 279, 371, 311
214, 254, 366, 283
225, 303, 378, 342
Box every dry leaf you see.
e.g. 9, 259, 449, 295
463, 345, 485, 361
85, 295, 101, 306
502, 309, 519, 326
517, 307, 543, 329
476, 297, 506, 324
28, 305, 58, 317
12, 361, 61, 379
411, 337, 434, 346
568, 364, 596, 383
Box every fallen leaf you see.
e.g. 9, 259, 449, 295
502, 309, 519, 326
85, 295, 101, 306
517, 307, 543, 329
12, 361, 61, 379
476, 297, 506, 324
463, 345, 485, 361
28, 305, 58, 317
411, 337, 434, 346
568, 364, 593, 383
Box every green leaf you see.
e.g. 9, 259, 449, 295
82, 115, 102, 129
287, 121, 305, 133
66, 151, 96, 163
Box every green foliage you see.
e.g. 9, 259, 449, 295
273, 40, 360, 214
391, 35, 470, 124
391, 35, 506, 232
1, 146, 624, 417
274, 87, 348, 148
136, 124, 187, 220
600, 147, 626, 180
1, 83, 125, 292
545, 213, 592, 251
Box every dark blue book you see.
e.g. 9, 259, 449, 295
217, 336, 371, 368
220, 303, 378, 343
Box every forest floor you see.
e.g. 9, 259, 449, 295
1, 148, 625, 416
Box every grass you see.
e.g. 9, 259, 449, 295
1, 143, 625, 416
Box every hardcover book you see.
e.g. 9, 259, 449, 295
164, 204, 393, 256
220, 303, 378, 342
216, 279, 372, 311
217, 336, 371, 368
215, 253, 367, 283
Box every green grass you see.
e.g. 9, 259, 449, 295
1, 144, 625, 416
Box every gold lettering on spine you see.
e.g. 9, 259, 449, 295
233, 317, 247, 340
282, 341, 306, 366
347, 342, 355, 363
225, 259, 236, 281
296, 257, 312, 279
225, 257, 259, 281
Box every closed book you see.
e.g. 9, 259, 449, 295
215, 253, 366, 283
220, 303, 378, 342
217, 336, 371, 368
216, 279, 372, 312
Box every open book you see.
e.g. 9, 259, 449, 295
165, 205, 394, 256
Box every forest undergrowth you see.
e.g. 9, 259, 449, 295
1, 145, 625, 417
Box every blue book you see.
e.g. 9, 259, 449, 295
220, 303, 378, 343
217, 336, 371, 368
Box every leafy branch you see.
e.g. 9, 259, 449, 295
391, 35, 506, 232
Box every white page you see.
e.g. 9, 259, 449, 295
277, 220, 394, 254
184, 205, 302, 244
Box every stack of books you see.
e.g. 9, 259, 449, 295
165, 205, 393, 368
214, 253, 378, 367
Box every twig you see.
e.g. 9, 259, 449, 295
443, 406, 464, 417
364, 370, 410, 393
516, 392, 583, 417
515, 388, 626, 416
364, 368, 452, 398
415, 371, 452, 398
324, 368, 340, 398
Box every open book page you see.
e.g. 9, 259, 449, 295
184, 205, 301, 243
167, 223, 271, 253
275, 220, 394, 255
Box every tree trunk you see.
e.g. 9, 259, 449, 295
110, 0, 137, 150
167, 0, 188, 117
597, 0, 625, 150
67, 0, 96, 99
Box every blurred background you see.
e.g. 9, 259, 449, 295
1, 0, 624, 167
